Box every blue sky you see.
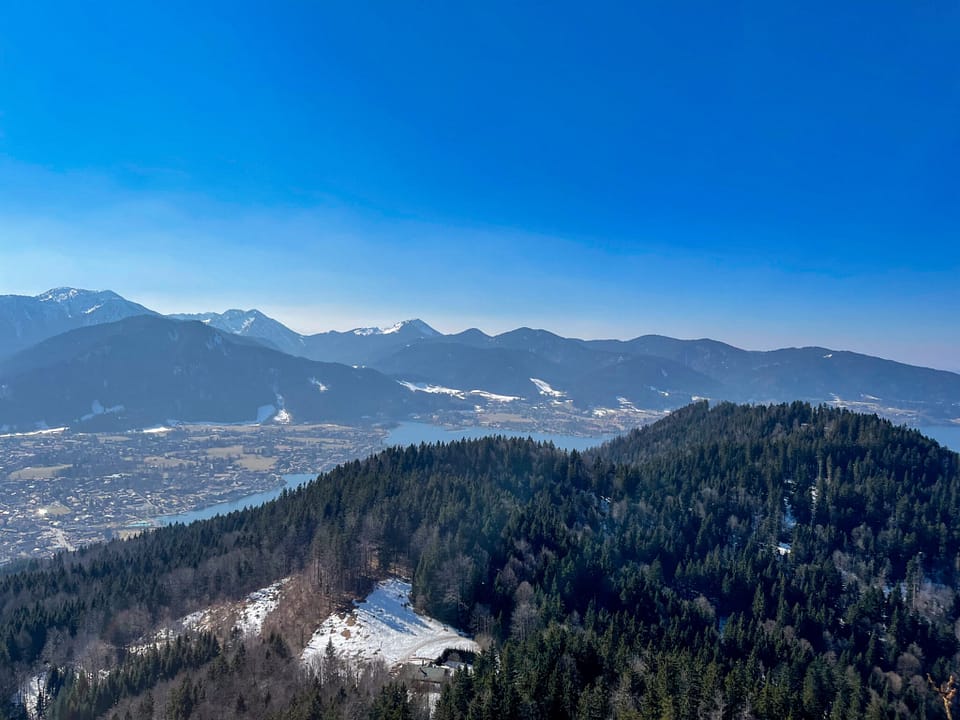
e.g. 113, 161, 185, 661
0, 2, 957, 370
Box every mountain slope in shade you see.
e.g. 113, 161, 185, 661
170, 309, 443, 365
373, 342, 568, 399
0, 288, 155, 358
299, 319, 442, 365
583, 336, 960, 420
0, 315, 452, 431
2, 288, 958, 426
373, 341, 720, 410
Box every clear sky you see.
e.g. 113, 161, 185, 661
0, 2, 957, 370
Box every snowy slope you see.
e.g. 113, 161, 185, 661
301, 579, 478, 669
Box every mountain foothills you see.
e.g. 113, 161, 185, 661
1, 402, 959, 719
1, 288, 959, 431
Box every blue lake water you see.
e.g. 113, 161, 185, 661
917, 426, 960, 452
157, 473, 316, 525
383, 421, 616, 452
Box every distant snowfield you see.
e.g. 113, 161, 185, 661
399, 380, 467, 398
399, 380, 519, 403
529, 377, 565, 398
468, 389, 520, 402
302, 579, 479, 669
0, 426, 67, 438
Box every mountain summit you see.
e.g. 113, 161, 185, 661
351, 318, 439, 338
0, 288, 155, 357
169, 309, 307, 356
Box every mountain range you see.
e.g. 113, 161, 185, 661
1, 287, 958, 430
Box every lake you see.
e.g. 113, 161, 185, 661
157, 473, 316, 526
383, 421, 616, 452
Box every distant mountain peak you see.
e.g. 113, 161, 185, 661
351, 319, 439, 337
168, 308, 307, 356
0, 288, 155, 358
36, 287, 123, 300
37, 287, 81, 302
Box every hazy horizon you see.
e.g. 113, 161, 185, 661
1, 4, 956, 372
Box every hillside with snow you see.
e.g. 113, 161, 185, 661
302, 579, 479, 669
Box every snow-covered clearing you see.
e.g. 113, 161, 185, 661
302, 579, 479, 670
0, 427, 67, 438
399, 381, 519, 403
468, 390, 519, 402
529, 378, 565, 398
398, 381, 467, 399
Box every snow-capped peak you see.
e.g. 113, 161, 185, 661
38, 287, 83, 303
350, 319, 439, 337
381, 321, 408, 335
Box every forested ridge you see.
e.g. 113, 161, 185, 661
3, 402, 959, 719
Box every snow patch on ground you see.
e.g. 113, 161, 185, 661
80, 400, 125, 421
776, 543, 792, 556
302, 579, 479, 670
382, 321, 406, 335
131, 579, 290, 653
398, 381, 466, 399
0, 427, 67, 438
11, 672, 45, 720
309, 377, 329, 392
234, 579, 288, 635
39, 288, 80, 303
399, 382, 520, 403
530, 378, 565, 398
468, 390, 519, 402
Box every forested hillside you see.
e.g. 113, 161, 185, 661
3, 402, 959, 719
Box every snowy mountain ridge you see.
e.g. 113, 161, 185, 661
352, 319, 439, 337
